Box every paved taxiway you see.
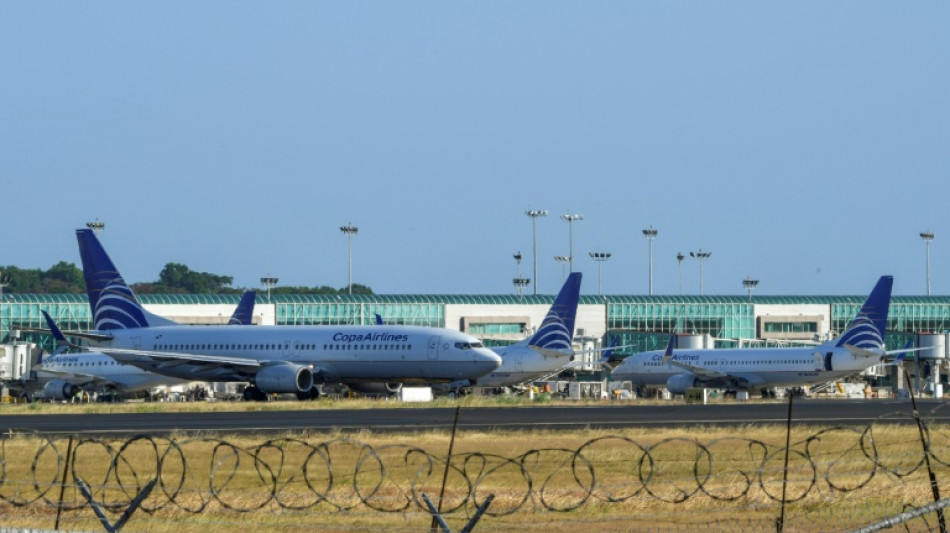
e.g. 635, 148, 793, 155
2, 399, 949, 437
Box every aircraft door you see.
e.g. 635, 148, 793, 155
825, 352, 834, 371
427, 337, 440, 361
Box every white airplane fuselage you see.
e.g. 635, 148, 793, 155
476, 344, 574, 388
93, 324, 501, 384
611, 345, 881, 392
34, 352, 188, 397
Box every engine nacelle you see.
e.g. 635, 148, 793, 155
42, 379, 80, 401
347, 382, 403, 394
255, 364, 313, 394
666, 374, 700, 395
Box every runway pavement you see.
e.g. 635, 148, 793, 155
2, 398, 949, 437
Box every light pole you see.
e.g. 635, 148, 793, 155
0, 270, 8, 342
589, 252, 612, 296
690, 249, 711, 295
260, 276, 278, 303
921, 231, 935, 296
554, 256, 570, 283
642, 226, 658, 295
561, 213, 583, 272
512, 252, 530, 299
525, 209, 548, 295
340, 223, 358, 295
743, 277, 759, 301
676, 252, 685, 295
86, 220, 105, 235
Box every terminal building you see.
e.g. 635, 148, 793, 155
2, 292, 950, 391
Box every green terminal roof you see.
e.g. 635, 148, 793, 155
8, 293, 950, 306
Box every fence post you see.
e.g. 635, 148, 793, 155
431, 405, 462, 532
423, 492, 495, 533
54, 435, 74, 531
777, 391, 794, 532
75, 475, 157, 533
905, 371, 947, 533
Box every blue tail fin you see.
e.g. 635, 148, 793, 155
831, 275, 893, 352
41, 310, 71, 357
660, 335, 676, 364
525, 272, 582, 351
228, 291, 257, 325
76, 229, 176, 330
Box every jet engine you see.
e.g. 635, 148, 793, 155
665, 374, 700, 395
347, 382, 404, 395
255, 364, 314, 394
42, 380, 80, 401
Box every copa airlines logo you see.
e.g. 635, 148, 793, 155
835, 316, 884, 351
93, 280, 149, 330
530, 311, 572, 350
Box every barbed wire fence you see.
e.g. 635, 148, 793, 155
4, 407, 950, 531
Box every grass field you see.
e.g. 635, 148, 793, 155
2, 421, 950, 532
0, 392, 785, 415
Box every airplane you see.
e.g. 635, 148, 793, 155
474, 272, 583, 389
610, 275, 897, 395
25, 291, 259, 401
67, 228, 501, 401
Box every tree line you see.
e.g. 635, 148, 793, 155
0, 263, 372, 295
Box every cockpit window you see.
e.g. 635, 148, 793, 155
454, 341, 484, 350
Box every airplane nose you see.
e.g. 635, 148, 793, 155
477, 348, 502, 369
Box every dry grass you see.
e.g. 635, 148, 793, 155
2, 424, 950, 531
0, 392, 775, 416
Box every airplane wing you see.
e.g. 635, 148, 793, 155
97, 347, 265, 372
36, 368, 117, 388
95, 347, 324, 380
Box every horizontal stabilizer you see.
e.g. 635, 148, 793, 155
528, 345, 574, 359
842, 344, 884, 359
18, 322, 114, 344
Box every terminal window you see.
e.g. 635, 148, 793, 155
763, 322, 818, 334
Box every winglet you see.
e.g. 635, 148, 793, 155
597, 336, 620, 371
884, 340, 912, 366
375, 313, 384, 325
660, 335, 675, 365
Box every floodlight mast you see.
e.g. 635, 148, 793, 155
690, 249, 711, 295
554, 256, 569, 283
921, 231, 935, 296
340, 223, 358, 295
561, 213, 583, 272
743, 277, 759, 301
260, 276, 279, 303
512, 251, 530, 300
0, 270, 8, 342
676, 252, 685, 295
589, 252, 612, 296
525, 209, 548, 295
86, 220, 105, 235
642, 226, 658, 295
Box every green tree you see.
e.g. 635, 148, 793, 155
156, 262, 234, 294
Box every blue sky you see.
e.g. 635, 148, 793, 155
2, 3, 948, 296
